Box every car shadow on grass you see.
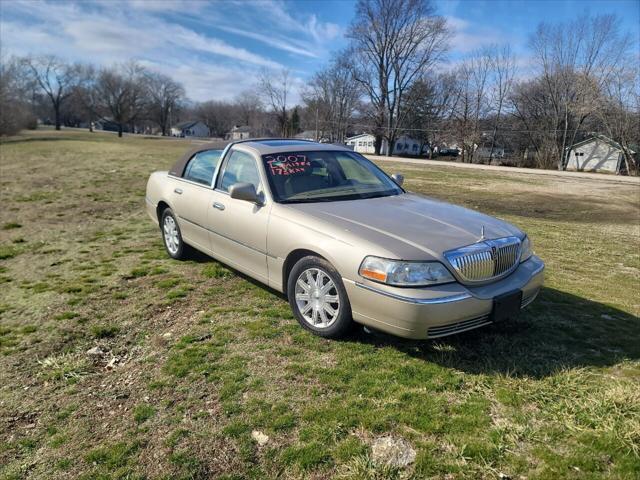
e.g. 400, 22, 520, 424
346, 287, 640, 379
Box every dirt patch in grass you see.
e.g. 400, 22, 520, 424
1, 130, 638, 479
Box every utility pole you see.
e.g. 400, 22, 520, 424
314, 104, 319, 142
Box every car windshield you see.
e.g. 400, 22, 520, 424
262, 150, 403, 203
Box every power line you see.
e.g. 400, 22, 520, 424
315, 119, 599, 135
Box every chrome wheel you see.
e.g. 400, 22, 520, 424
163, 215, 180, 255
294, 268, 340, 328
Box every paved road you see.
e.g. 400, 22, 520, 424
71, 130, 636, 186
365, 154, 640, 185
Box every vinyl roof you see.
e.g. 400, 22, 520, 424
168, 138, 350, 177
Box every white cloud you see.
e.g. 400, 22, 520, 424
216, 26, 319, 58
445, 15, 514, 53
0, 0, 336, 102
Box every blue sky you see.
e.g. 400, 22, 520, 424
1, 0, 638, 102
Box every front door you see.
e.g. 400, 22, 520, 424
207, 148, 270, 283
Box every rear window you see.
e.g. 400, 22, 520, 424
183, 150, 222, 186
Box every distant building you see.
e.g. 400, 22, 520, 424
345, 133, 383, 154
227, 125, 252, 140
566, 135, 634, 174
393, 135, 428, 156
345, 133, 427, 156
171, 121, 210, 138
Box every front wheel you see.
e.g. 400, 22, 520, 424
287, 256, 353, 338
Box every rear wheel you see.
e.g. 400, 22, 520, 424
161, 208, 189, 259
287, 256, 353, 338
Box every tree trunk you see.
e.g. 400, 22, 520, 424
386, 135, 395, 157
488, 108, 502, 164
54, 104, 61, 131
118, 124, 123, 138
374, 135, 382, 155
558, 108, 569, 170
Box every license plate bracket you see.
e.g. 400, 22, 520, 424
491, 290, 523, 323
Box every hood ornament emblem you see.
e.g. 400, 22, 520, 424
478, 226, 485, 242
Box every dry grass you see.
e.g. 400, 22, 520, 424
0, 129, 638, 479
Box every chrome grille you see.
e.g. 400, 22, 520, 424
444, 236, 522, 283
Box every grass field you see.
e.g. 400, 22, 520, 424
1, 130, 639, 480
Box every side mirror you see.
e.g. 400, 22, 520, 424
391, 173, 405, 187
229, 182, 261, 204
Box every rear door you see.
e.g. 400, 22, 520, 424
207, 148, 270, 283
171, 150, 221, 253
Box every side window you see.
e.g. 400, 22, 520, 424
219, 150, 261, 192
183, 150, 222, 186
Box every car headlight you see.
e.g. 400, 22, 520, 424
520, 235, 533, 262
359, 256, 455, 287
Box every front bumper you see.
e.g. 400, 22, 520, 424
343, 255, 544, 339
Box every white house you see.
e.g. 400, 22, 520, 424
227, 125, 253, 140
345, 133, 426, 156
171, 121, 210, 138
345, 133, 380, 154
393, 135, 427, 156
566, 135, 634, 174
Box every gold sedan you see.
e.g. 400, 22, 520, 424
146, 139, 544, 339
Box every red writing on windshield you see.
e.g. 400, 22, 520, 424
266, 154, 311, 175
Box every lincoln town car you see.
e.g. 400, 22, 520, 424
145, 139, 544, 339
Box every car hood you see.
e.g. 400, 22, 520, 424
284, 193, 522, 260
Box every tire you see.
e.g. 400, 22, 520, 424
287, 256, 353, 338
160, 208, 190, 260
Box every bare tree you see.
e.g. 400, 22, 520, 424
487, 45, 516, 162
0, 57, 37, 136
304, 54, 362, 142
21, 55, 82, 130
347, 0, 449, 155
70, 64, 99, 132
597, 65, 640, 174
94, 62, 149, 137
193, 100, 236, 138
529, 14, 632, 169
259, 69, 291, 137
233, 90, 266, 135
449, 50, 492, 162
401, 72, 456, 156
146, 72, 185, 136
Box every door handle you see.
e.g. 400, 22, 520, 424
213, 202, 225, 211
174, 188, 183, 194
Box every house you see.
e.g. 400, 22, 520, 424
566, 135, 634, 174
393, 135, 429, 157
345, 133, 380, 154
227, 125, 253, 140
345, 133, 427, 156
171, 121, 209, 138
